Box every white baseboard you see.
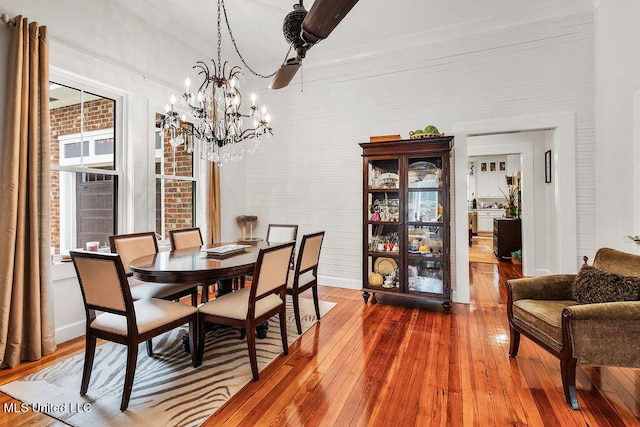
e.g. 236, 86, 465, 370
55, 320, 85, 345
318, 275, 361, 290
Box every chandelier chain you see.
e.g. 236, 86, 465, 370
220, 0, 291, 79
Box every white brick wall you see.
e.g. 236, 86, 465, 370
238, 12, 595, 298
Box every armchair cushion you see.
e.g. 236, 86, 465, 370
573, 264, 640, 304
512, 299, 578, 351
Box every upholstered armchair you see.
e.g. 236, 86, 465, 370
506, 247, 640, 409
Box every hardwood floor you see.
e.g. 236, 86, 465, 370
2, 258, 640, 426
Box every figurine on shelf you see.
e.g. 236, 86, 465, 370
370, 204, 381, 221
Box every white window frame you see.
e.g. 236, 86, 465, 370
153, 117, 204, 242
49, 68, 126, 255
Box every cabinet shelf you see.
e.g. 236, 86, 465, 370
361, 137, 453, 313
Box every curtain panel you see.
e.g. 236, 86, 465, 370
207, 163, 221, 244
0, 16, 56, 368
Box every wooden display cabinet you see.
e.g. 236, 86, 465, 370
360, 136, 453, 313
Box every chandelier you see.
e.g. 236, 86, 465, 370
162, 0, 273, 164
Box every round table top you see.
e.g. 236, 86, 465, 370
129, 241, 270, 283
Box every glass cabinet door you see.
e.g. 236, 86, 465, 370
408, 157, 442, 189
366, 158, 400, 292
367, 159, 399, 189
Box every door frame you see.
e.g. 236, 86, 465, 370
451, 112, 577, 304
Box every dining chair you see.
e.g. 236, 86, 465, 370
70, 250, 198, 411
197, 241, 295, 381
169, 227, 216, 303
109, 232, 199, 306
169, 227, 203, 250
266, 223, 299, 244
287, 231, 325, 334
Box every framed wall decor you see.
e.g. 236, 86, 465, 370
499, 161, 506, 171
481, 162, 487, 172
490, 162, 496, 172
545, 150, 552, 183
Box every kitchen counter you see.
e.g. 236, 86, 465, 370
469, 208, 506, 212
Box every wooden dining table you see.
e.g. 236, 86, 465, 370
129, 240, 272, 341
129, 240, 271, 294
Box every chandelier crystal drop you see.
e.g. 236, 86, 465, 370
162, 0, 273, 164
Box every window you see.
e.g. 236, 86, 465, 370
49, 82, 120, 253
155, 113, 197, 239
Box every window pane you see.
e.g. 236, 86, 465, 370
155, 178, 195, 239
50, 83, 115, 168
51, 170, 116, 252
155, 113, 193, 177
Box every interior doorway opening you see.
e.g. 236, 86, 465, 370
452, 112, 578, 304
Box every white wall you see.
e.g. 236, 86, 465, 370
595, 0, 640, 254
238, 12, 596, 299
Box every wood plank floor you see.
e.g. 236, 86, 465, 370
2, 256, 640, 425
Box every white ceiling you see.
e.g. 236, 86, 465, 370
111, 0, 593, 75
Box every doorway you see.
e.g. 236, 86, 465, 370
452, 112, 578, 304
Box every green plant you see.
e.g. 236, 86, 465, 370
500, 185, 519, 210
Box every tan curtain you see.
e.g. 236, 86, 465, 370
207, 162, 221, 244
0, 16, 56, 368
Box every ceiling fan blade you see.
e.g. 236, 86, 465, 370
270, 58, 302, 90
301, 0, 359, 46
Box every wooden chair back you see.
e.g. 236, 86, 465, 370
266, 224, 298, 243
296, 231, 325, 276
251, 242, 295, 300
109, 232, 158, 275
169, 227, 203, 250
70, 251, 133, 316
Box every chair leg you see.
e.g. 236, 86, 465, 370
191, 288, 198, 307
120, 343, 139, 411
146, 339, 153, 357
80, 334, 97, 396
279, 309, 288, 356
291, 293, 302, 334
246, 322, 259, 381
189, 317, 199, 367
197, 315, 206, 366
561, 357, 579, 409
312, 285, 321, 321
508, 326, 520, 357
201, 284, 209, 303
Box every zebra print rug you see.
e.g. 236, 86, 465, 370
0, 298, 335, 426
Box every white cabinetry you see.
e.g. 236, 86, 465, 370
474, 155, 507, 198
476, 210, 505, 232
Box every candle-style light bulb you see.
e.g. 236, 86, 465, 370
185, 78, 191, 89
261, 105, 267, 115
165, 104, 170, 113
170, 95, 176, 106
265, 114, 271, 123
250, 92, 256, 106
